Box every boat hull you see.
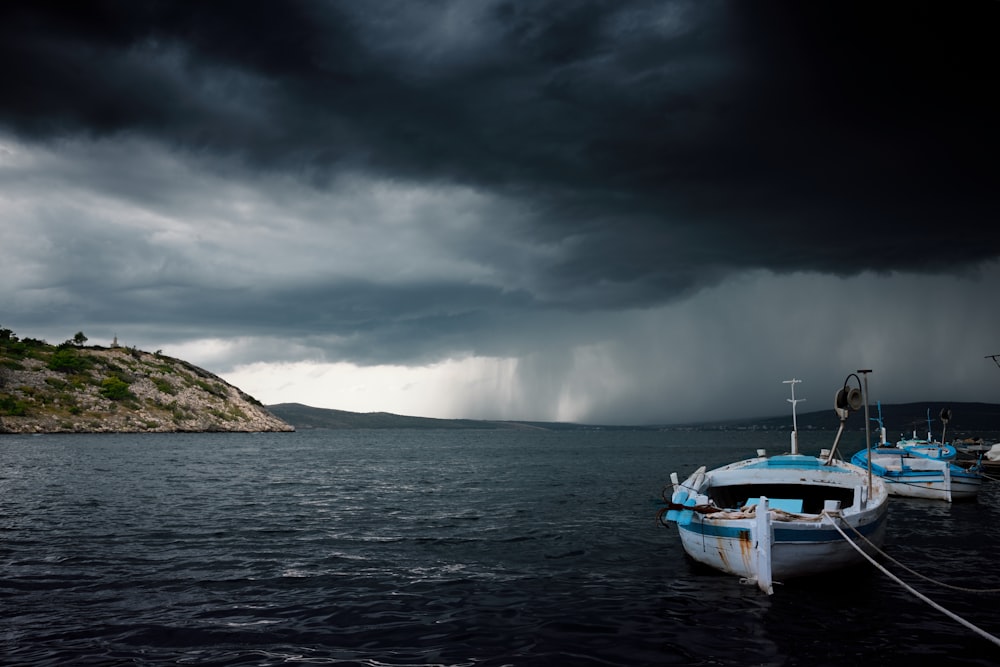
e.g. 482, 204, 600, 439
677, 503, 888, 580
852, 448, 982, 502
879, 473, 981, 502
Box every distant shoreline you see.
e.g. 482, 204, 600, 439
264, 401, 1000, 434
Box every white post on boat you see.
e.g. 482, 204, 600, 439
754, 496, 774, 595
858, 369, 873, 497
784, 378, 804, 455
871, 401, 887, 446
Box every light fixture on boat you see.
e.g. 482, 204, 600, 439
834, 385, 863, 416
824, 372, 867, 466
827, 371, 876, 498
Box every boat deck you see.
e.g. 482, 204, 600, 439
708, 483, 857, 514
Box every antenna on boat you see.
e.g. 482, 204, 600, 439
784, 378, 804, 455
870, 400, 886, 446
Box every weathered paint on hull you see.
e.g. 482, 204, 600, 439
677, 504, 889, 580
666, 453, 891, 590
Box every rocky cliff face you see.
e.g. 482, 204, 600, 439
0, 344, 293, 434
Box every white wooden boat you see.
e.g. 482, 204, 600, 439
851, 405, 982, 502
851, 446, 981, 502
659, 375, 889, 594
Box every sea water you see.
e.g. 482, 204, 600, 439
2, 429, 999, 666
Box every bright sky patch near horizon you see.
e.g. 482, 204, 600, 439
2, 2, 999, 425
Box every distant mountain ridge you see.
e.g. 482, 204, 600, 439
266, 403, 559, 431
703, 401, 1000, 436
266, 401, 1000, 434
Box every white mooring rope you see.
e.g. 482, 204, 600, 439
836, 519, 1000, 594
822, 511, 1000, 649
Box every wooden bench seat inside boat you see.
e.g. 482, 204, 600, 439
744, 497, 803, 513
710, 484, 857, 514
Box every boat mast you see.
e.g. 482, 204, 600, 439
784, 378, 804, 455
858, 369, 873, 495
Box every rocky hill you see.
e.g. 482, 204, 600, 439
0, 334, 293, 434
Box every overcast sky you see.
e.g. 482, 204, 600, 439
2, 1, 998, 425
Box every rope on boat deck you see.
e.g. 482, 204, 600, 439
822, 511, 1000, 649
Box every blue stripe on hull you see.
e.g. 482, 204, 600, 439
678, 510, 887, 543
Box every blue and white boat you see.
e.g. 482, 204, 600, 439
851, 406, 982, 503
894, 407, 957, 461
660, 375, 889, 594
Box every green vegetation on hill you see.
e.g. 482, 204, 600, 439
0, 326, 292, 433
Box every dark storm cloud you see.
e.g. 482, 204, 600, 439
3, 1, 999, 423
4, 0, 997, 310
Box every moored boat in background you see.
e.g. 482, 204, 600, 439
851, 404, 982, 502
981, 444, 1000, 475
895, 407, 957, 461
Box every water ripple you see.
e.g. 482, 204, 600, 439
3, 430, 1000, 665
